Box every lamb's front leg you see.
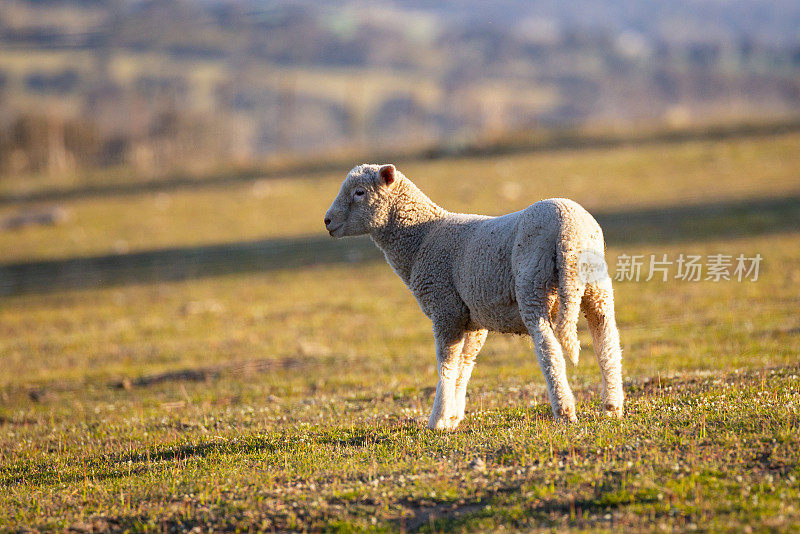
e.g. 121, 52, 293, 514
428, 327, 466, 431
454, 329, 488, 425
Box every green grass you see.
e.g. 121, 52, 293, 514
1, 131, 799, 531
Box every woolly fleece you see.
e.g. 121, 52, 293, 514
324, 164, 624, 430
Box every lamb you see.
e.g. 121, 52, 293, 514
324, 164, 624, 430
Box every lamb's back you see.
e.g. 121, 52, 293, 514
452, 199, 591, 333
408, 199, 596, 333
451, 211, 527, 332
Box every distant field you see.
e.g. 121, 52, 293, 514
0, 131, 799, 530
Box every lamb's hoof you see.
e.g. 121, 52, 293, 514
428, 415, 461, 431
556, 405, 578, 423
604, 403, 624, 419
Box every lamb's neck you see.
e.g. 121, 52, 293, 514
371, 187, 447, 283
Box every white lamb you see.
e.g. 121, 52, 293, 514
324, 164, 624, 430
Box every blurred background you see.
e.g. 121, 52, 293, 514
1, 0, 799, 182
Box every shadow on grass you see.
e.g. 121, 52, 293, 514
108, 356, 320, 389
2, 424, 421, 489
1, 194, 799, 296
402, 481, 664, 532
0, 234, 379, 296
1, 436, 280, 488
1, 463, 153, 488
115, 436, 279, 464
596, 193, 800, 245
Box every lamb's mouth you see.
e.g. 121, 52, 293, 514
328, 224, 343, 237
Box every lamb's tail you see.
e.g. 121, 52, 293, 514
554, 221, 586, 366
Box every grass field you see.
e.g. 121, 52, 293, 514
1, 131, 799, 531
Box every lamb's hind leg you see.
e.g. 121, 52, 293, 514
454, 328, 488, 425
583, 279, 624, 417
428, 327, 466, 431
517, 282, 577, 422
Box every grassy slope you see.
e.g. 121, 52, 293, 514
0, 132, 799, 531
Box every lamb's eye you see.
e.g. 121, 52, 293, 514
354, 189, 365, 197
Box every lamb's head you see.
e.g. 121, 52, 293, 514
324, 164, 401, 237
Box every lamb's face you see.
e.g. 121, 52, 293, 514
324, 164, 398, 237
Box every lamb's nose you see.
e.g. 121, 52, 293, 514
324, 217, 331, 226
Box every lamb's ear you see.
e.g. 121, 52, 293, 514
378, 164, 396, 186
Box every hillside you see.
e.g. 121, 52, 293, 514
2, 0, 800, 177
